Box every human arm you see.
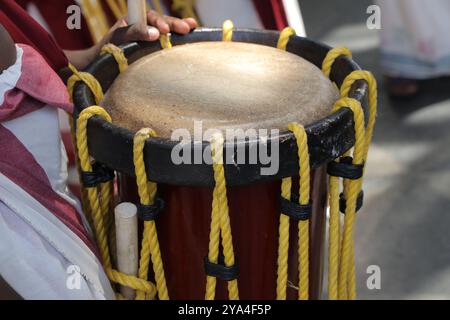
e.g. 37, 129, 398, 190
64, 10, 198, 70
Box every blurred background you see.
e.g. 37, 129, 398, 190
300, 0, 450, 299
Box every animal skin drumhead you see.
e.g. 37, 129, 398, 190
102, 41, 339, 138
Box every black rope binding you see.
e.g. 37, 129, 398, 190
327, 156, 364, 180
81, 162, 115, 188
280, 194, 312, 221
137, 197, 165, 221
339, 190, 364, 214
204, 255, 239, 281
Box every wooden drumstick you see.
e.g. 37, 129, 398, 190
115, 202, 139, 300
127, 0, 147, 25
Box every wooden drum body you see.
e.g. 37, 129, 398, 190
72, 29, 368, 300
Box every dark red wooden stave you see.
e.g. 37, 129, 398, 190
119, 166, 327, 300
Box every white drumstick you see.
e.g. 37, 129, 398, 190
127, 0, 147, 25
115, 202, 139, 300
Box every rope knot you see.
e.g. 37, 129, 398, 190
81, 162, 115, 188
204, 255, 239, 282
137, 197, 165, 221
327, 156, 364, 180
339, 190, 364, 214
280, 195, 312, 221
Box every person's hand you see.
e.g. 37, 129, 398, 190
64, 10, 197, 71
107, 10, 198, 45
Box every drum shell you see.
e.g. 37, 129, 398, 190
71, 29, 370, 300
119, 167, 327, 300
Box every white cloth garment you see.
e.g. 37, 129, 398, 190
377, 0, 450, 78
0, 176, 113, 300
0, 44, 115, 300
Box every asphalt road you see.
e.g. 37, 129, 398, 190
300, 0, 450, 299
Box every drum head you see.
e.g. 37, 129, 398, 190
73, 29, 367, 186
102, 41, 339, 138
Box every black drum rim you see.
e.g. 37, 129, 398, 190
72, 28, 368, 187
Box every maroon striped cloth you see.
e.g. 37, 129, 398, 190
0, 39, 98, 256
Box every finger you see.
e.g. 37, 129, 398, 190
183, 18, 198, 29
130, 23, 160, 41
110, 24, 160, 45
114, 18, 128, 29
147, 10, 170, 34
164, 16, 191, 34
146, 10, 160, 25
102, 18, 128, 44
146, 26, 161, 41
155, 16, 171, 34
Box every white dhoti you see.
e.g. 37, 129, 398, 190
378, 0, 450, 79
0, 44, 114, 299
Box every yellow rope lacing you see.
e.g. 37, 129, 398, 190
276, 123, 311, 300
321, 47, 352, 79
321, 47, 377, 300
276, 177, 291, 300
277, 27, 296, 51
149, 0, 173, 49
339, 71, 377, 300
333, 97, 365, 300
67, 48, 168, 299
66, 63, 104, 233
66, 26, 377, 301
291, 124, 310, 301
205, 133, 239, 300
340, 70, 378, 157
76, 106, 157, 299
275, 29, 310, 301
68, 45, 126, 260
101, 43, 129, 72
133, 128, 169, 300
67, 63, 104, 104
67, 113, 92, 226
222, 20, 234, 42
203, 21, 239, 300
68, 42, 128, 101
